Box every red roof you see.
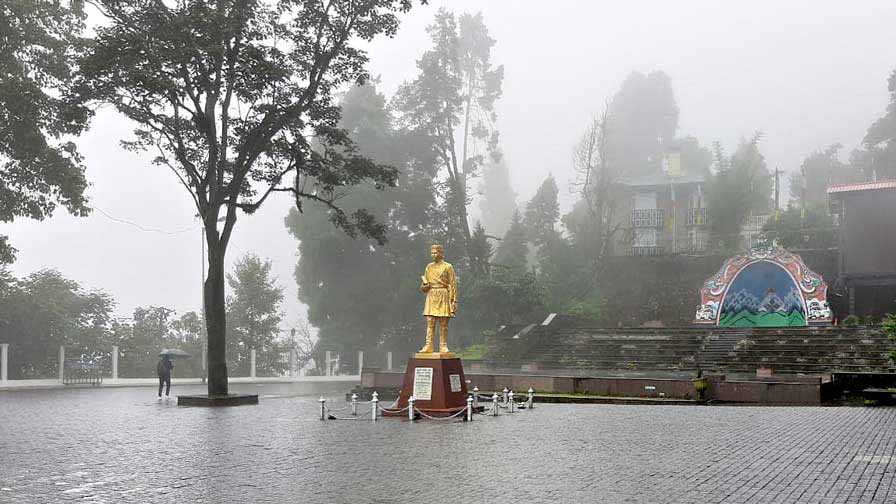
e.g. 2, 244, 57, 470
827, 180, 896, 194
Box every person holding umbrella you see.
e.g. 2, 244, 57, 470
157, 354, 174, 398
156, 349, 189, 398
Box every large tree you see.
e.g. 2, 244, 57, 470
789, 144, 861, 208
478, 151, 516, 237
606, 70, 679, 179
707, 135, 773, 251
77, 0, 415, 396
0, 0, 92, 264
0, 269, 114, 379
393, 9, 503, 267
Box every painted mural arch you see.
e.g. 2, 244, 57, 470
695, 248, 832, 327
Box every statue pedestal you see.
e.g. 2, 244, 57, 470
386, 357, 468, 417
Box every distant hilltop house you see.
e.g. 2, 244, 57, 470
620, 170, 709, 256
615, 155, 774, 257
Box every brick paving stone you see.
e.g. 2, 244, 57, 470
1, 384, 895, 503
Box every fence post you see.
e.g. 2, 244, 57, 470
358, 350, 363, 374
387, 351, 393, 370
508, 390, 515, 413
0, 343, 8, 382
472, 386, 479, 408
528, 387, 534, 409
492, 393, 499, 416
351, 393, 358, 416
58, 345, 65, 382
371, 391, 379, 422
250, 349, 257, 378
502, 387, 509, 403
318, 396, 326, 420
111, 345, 119, 380
466, 395, 473, 422
325, 350, 332, 377
408, 396, 416, 421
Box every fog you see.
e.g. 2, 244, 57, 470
1, 0, 893, 329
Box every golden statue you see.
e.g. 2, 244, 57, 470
416, 244, 458, 358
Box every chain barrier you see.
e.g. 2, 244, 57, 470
378, 404, 411, 415
413, 406, 468, 421
327, 409, 373, 421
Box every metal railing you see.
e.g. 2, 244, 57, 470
686, 208, 708, 227
631, 209, 665, 228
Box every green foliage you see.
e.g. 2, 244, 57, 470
843, 315, 861, 326
862, 69, 896, 180
606, 71, 679, 179
226, 254, 285, 376
0, 0, 92, 263
116, 307, 205, 378
524, 175, 560, 249
707, 135, 773, 251
0, 269, 114, 379
478, 153, 516, 237
466, 266, 547, 327
789, 144, 861, 207
76, 0, 418, 392
456, 343, 487, 360
884, 314, 896, 364
760, 204, 837, 250
563, 291, 605, 322
493, 210, 528, 270
392, 9, 503, 266
288, 81, 437, 367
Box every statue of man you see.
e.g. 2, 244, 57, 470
419, 244, 458, 354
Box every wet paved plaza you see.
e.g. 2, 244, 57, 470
1, 383, 895, 503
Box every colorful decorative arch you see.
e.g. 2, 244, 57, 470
694, 247, 832, 327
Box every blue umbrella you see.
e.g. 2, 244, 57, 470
159, 349, 191, 358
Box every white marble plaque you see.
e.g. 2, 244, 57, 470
413, 367, 433, 400
449, 374, 462, 393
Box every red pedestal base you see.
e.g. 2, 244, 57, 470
385, 357, 468, 417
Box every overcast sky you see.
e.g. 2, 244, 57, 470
1, 0, 893, 332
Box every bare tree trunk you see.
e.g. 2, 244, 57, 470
205, 237, 228, 396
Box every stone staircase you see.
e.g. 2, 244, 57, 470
492, 321, 894, 375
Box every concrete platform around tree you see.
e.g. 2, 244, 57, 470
176, 393, 259, 406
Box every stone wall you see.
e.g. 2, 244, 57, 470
600, 248, 839, 326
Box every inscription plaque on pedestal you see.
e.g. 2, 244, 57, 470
413, 367, 433, 400
388, 357, 469, 417
449, 374, 461, 392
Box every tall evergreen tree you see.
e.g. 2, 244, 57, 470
862, 68, 896, 180
393, 9, 504, 268
493, 210, 528, 271
606, 70, 679, 179
478, 151, 516, 237
226, 254, 284, 376
524, 175, 560, 249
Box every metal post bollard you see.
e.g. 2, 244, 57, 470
408, 396, 416, 421
527, 387, 534, 409
508, 390, 515, 413
466, 395, 473, 422
351, 393, 358, 416
502, 387, 509, 403
371, 391, 378, 422
492, 393, 499, 416
319, 396, 326, 421
472, 386, 479, 408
